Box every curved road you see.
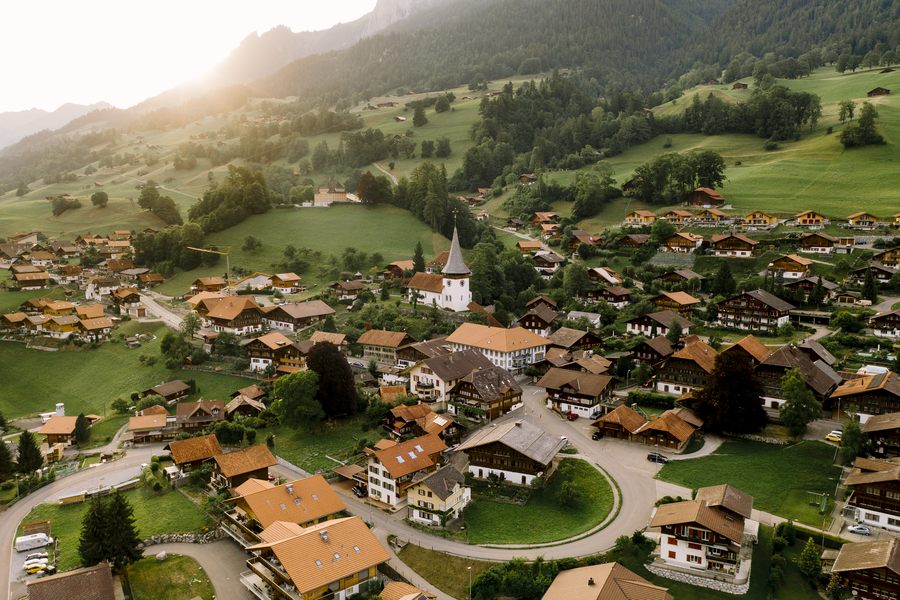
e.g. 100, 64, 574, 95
141, 542, 249, 600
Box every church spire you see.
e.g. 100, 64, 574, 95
443, 217, 470, 276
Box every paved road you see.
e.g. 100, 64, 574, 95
372, 162, 398, 185
141, 542, 249, 600
139, 294, 184, 330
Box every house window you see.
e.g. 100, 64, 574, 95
667, 537, 678, 545
687, 555, 701, 564
866, 512, 880, 521
668, 551, 676, 559
688, 543, 702, 550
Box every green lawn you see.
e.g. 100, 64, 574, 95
659, 440, 842, 527
128, 554, 215, 600
0, 321, 255, 419
81, 414, 130, 449
262, 418, 373, 474
396, 545, 495, 600
464, 458, 614, 544
18, 485, 214, 572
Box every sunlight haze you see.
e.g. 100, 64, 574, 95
1, 0, 377, 114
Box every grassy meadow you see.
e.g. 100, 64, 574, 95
0, 320, 254, 419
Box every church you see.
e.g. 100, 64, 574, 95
407, 225, 471, 311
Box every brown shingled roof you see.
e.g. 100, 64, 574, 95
166, 434, 222, 465
633, 411, 695, 443
651, 499, 744, 543
832, 538, 900, 575
670, 340, 718, 374
695, 484, 754, 519
212, 445, 277, 478
593, 405, 646, 433
358, 329, 415, 348
722, 334, 772, 363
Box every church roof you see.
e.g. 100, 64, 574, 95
443, 225, 470, 276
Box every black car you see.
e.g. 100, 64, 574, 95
647, 452, 668, 464
592, 432, 603, 441
351, 486, 367, 498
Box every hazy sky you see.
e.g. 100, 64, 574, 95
1, 0, 378, 114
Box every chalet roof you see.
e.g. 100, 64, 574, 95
267, 300, 335, 320
272, 272, 301, 282
623, 234, 651, 244
832, 538, 900, 576
778, 254, 813, 266
233, 384, 267, 400
628, 210, 657, 218
358, 329, 415, 348
411, 464, 465, 501
447, 323, 550, 352
38, 416, 78, 436
798, 339, 836, 365
795, 210, 824, 217
193, 276, 225, 286
138, 405, 168, 416
697, 208, 726, 217
244, 517, 390, 595
722, 335, 772, 363
381, 582, 436, 600
228, 475, 346, 529
547, 327, 598, 350
212, 445, 277, 478
332, 280, 367, 291
600, 285, 630, 297
833, 372, 900, 399
517, 240, 543, 249
593, 405, 647, 434
669, 340, 718, 374
631, 310, 696, 330
389, 403, 434, 422
801, 232, 838, 242
536, 368, 613, 398
654, 269, 705, 281
786, 276, 840, 292
527, 294, 557, 308
711, 233, 758, 246
665, 210, 693, 217
225, 395, 266, 415
187, 291, 225, 307
640, 336, 676, 357
78, 317, 113, 331
310, 331, 347, 346
144, 380, 189, 397
735, 289, 795, 312
759, 345, 836, 396
372, 434, 447, 479
444, 225, 471, 276
653, 291, 700, 306
455, 366, 522, 402
862, 412, 900, 434
521, 303, 559, 326
174, 400, 226, 424
231, 478, 275, 497
845, 461, 900, 486
26, 562, 115, 600
669, 406, 704, 429
694, 484, 754, 519
166, 434, 222, 465
650, 499, 744, 543
541, 563, 672, 600
247, 332, 293, 351
456, 420, 565, 465
406, 336, 451, 358
422, 348, 493, 382
633, 411, 695, 442
848, 212, 878, 219
127, 414, 170, 431
408, 272, 445, 293
206, 297, 262, 321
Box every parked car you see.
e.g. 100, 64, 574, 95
592, 432, 603, 441
825, 430, 842, 442
647, 452, 668, 464
567, 412, 578, 421
267, 473, 275, 481
350, 361, 365, 368
848, 524, 871, 536
352, 486, 367, 498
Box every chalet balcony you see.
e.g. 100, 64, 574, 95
417, 381, 434, 390
223, 510, 262, 545
706, 549, 739, 564
248, 556, 302, 600
241, 571, 273, 600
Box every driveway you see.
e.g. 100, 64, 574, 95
139, 294, 184, 330
141, 541, 250, 600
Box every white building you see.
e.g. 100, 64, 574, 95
407, 225, 471, 312
365, 434, 447, 507
445, 323, 549, 375
408, 348, 493, 400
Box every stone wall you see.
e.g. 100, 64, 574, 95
139, 529, 222, 548
646, 563, 750, 595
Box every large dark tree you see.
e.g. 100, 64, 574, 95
413, 241, 426, 273
711, 261, 736, 297
74, 413, 92, 446
862, 268, 879, 303
273, 370, 324, 430
78, 496, 109, 567
0, 439, 14, 481
103, 492, 143, 572
694, 353, 767, 434
16, 430, 43, 474
307, 342, 359, 417
356, 171, 380, 204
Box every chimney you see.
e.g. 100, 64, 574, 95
286, 484, 294, 495
320, 530, 329, 542
588, 578, 595, 586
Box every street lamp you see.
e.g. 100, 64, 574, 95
468, 566, 472, 600
14, 473, 19, 498
627, 369, 633, 388
272, 435, 276, 458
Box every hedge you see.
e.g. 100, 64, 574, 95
627, 391, 677, 409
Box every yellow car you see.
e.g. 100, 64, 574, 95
825, 431, 842, 443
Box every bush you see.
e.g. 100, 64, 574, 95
233, 359, 249, 371
764, 139, 779, 151
152, 481, 162, 491
772, 536, 788, 552
150, 462, 159, 472
775, 520, 797, 545
1, 481, 14, 490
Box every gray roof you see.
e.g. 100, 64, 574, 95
800, 339, 836, 365
423, 348, 493, 382
760, 345, 836, 396
566, 311, 601, 324
454, 366, 522, 402
443, 225, 470, 276
547, 327, 598, 350
455, 420, 565, 465
740, 289, 795, 312
411, 464, 466, 500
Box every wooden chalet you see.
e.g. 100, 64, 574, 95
262, 300, 335, 332
532, 251, 564, 278
529, 212, 559, 225
794, 210, 826, 228
623, 210, 657, 226
633, 336, 675, 364
682, 188, 725, 207
756, 344, 839, 409
525, 294, 557, 312
872, 309, 900, 338
655, 339, 718, 395
784, 276, 839, 301
848, 212, 880, 229
593, 405, 648, 440
585, 285, 630, 308
397, 336, 451, 367
719, 334, 772, 365
175, 401, 226, 432
546, 327, 602, 352
537, 368, 615, 418
191, 277, 226, 293
632, 410, 698, 450
799, 232, 837, 253
165, 434, 222, 473
588, 266, 624, 285
382, 403, 462, 446
384, 260, 415, 279
654, 269, 705, 286
710, 234, 758, 257
625, 310, 695, 337
142, 380, 190, 403
365, 434, 446, 505
517, 303, 559, 336
863, 414, 900, 457
449, 366, 522, 420
455, 419, 565, 485
38, 416, 79, 445
358, 329, 417, 365
516, 240, 543, 254
269, 273, 302, 293
210, 445, 277, 489
733, 82, 748, 89
650, 291, 701, 318
661, 232, 703, 253
851, 263, 898, 284
874, 247, 900, 268
619, 234, 650, 249
868, 87, 891, 97
245, 332, 312, 372
768, 254, 812, 280
830, 371, 900, 422
744, 211, 777, 227
330, 280, 367, 299
206, 296, 264, 335
695, 208, 727, 226
569, 230, 603, 249
662, 210, 693, 224
717, 289, 794, 333
225, 395, 266, 420
832, 537, 900, 600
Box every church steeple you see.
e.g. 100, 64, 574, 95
443, 221, 470, 277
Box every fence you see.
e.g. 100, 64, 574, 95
180, 365, 266, 379
276, 456, 312, 478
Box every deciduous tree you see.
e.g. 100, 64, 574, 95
273, 370, 323, 430
90, 191, 109, 208
779, 369, 821, 436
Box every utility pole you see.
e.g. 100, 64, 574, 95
186, 246, 233, 295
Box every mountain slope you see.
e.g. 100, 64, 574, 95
0, 102, 112, 150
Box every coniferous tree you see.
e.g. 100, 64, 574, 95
862, 268, 879, 302
694, 352, 767, 434
104, 492, 143, 572
807, 275, 826, 307
307, 342, 359, 417
712, 261, 736, 297
798, 538, 821, 579
413, 242, 426, 273
78, 496, 109, 567
380, 279, 390, 300
413, 104, 428, 127
16, 430, 43, 474
0, 440, 14, 481
666, 318, 683, 343
74, 413, 92, 446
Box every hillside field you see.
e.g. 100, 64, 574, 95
0, 320, 255, 419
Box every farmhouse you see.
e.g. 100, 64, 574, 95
874, 247, 900, 268
365, 434, 446, 506
538, 368, 615, 418
851, 264, 898, 284
799, 232, 837, 254
633, 336, 675, 364
529, 212, 559, 225
650, 291, 701, 318
406, 465, 470, 527
784, 276, 839, 301
142, 380, 190, 403
868, 87, 891, 97
330, 280, 367, 299
456, 419, 565, 485
314, 180, 347, 206
655, 339, 718, 395
358, 330, 417, 365
532, 252, 564, 278
625, 310, 695, 337
755, 344, 839, 409
206, 296, 264, 335
623, 210, 657, 226
587, 266, 624, 285
245, 332, 311, 372
586, 285, 630, 308
210, 445, 277, 489
262, 300, 335, 332
383, 403, 462, 446
861, 415, 900, 458
541, 562, 672, 600
191, 277, 227, 293
619, 233, 650, 248
165, 434, 222, 473
733, 82, 749, 89
654, 269, 705, 285
38, 416, 79, 445
682, 187, 725, 206
517, 303, 559, 336
710, 234, 758, 257
831, 536, 900, 600
547, 327, 602, 352
175, 400, 226, 432
407, 347, 492, 400
661, 232, 703, 253
269, 273, 302, 293
516, 240, 543, 254
720, 334, 772, 365
831, 372, 900, 423
872, 310, 900, 338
